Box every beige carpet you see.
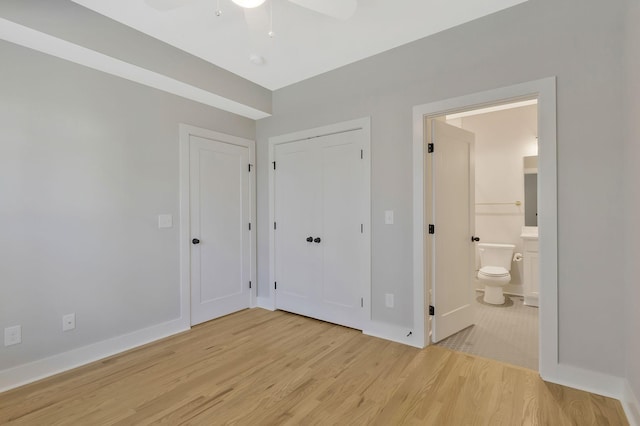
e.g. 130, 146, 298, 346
436, 291, 539, 371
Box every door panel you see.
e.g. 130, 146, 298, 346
274, 142, 319, 310
318, 134, 363, 324
190, 135, 250, 325
431, 121, 476, 342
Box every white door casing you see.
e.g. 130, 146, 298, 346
269, 118, 371, 331
413, 78, 557, 379
429, 121, 476, 343
179, 125, 256, 327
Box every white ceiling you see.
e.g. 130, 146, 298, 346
71, 0, 527, 91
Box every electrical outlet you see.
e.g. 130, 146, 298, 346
62, 313, 76, 332
385, 293, 394, 308
4, 325, 21, 346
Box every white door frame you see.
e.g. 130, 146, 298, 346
179, 124, 257, 328
266, 117, 372, 324
412, 78, 558, 380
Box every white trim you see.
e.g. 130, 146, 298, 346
543, 364, 624, 400
445, 99, 537, 120
412, 78, 558, 379
363, 321, 423, 348
179, 124, 257, 326
256, 297, 276, 311
267, 117, 372, 330
624, 380, 640, 426
0, 18, 270, 120
0, 318, 188, 393
249, 137, 258, 309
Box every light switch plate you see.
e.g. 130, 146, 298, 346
385, 293, 395, 308
384, 210, 394, 225
158, 214, 173, 229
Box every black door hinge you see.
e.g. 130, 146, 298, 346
429, 305, 435, 316
361, 297, 364, 308
248, 164, 252, 172
428, 224, 435, 234
248, 223, 251, 231
428, 143, 434, 153
360, 149, 363, 159
274, 222, 277, 230
272, 161, 276, 170
274, 282, 277, 290
249, 281, 252, 289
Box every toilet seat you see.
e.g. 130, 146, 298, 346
478, 266, 509, 278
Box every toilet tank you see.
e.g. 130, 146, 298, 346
478, 243, 515, 271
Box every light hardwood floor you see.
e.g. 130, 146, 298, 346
0, 309, 628, 425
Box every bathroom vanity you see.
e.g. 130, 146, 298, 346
521, 227, 539, 307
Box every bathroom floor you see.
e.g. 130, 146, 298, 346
436, 291, 539, 371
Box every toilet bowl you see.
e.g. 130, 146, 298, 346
477, 243, 515, 305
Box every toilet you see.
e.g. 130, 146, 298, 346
477, 243, 516, 305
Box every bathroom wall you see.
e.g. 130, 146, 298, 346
448, 104, 538, 294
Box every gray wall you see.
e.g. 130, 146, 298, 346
257, 0, 627, 376
625, 0, 640, 405
0, 40, 255, 370
0, 0, 272, 115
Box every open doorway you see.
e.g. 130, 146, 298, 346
431, 100, 539, 370
411, 78, 558, 379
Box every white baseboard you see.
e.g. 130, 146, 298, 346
0, 317, 189, 393
363, 320, 424, 348
624, 380, 640, 426
542, 363, 624, 400
256, 296, 275, 311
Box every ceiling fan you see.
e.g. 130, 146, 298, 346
145, 0, 358, 21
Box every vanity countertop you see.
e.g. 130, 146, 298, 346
521, 226, 539, 240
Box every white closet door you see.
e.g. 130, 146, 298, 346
190, 135, 251, 325
274, 130, 365, 329
316, 132, 364, 329
274, 141, 320, 316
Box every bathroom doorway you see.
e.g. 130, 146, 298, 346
433, 100, 539, 370
412, 78, 558, 377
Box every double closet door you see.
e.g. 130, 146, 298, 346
274, 129, 368, 330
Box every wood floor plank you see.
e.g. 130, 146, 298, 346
0, 309, 629, 425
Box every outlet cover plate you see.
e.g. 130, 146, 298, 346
62, 313, 76, 331
4, 325, 22, 346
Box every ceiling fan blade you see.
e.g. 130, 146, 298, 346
287, 0, 357, 20
244, 7, 269, 32
144, 0, 196, 11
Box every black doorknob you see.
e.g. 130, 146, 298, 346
314, 237, 321, 243
306, 236, 313, 242
192, 238, 200, 244
471, 236, 480, 242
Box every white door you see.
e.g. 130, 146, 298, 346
273, 140, 318, 314
274, 130, 366, 330
190, 135, 251, 325
430, 120, 476, 342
